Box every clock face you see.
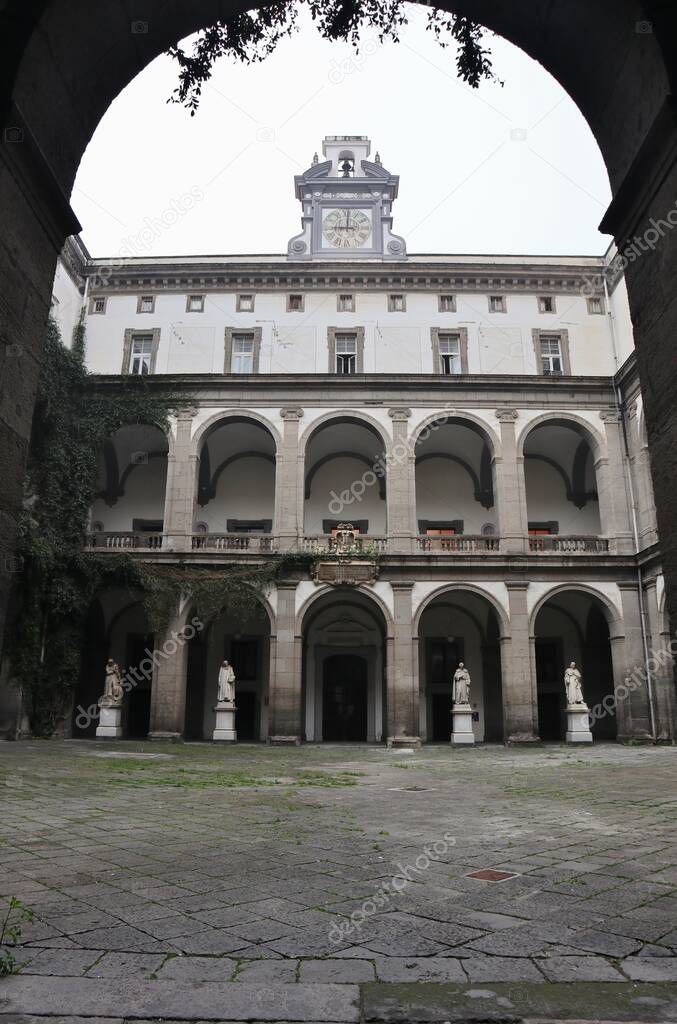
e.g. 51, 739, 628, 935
322, 208, 372, 249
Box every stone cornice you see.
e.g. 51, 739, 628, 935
82, 258, 607, 297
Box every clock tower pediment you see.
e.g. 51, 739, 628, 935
287, 136, 407, 261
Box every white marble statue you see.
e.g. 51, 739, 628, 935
100, 658, 123, 706
217, 660, 236, 705
452, 663, 471, 705
564, 662, 586, 706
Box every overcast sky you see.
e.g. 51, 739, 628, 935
72, 6, 613, 259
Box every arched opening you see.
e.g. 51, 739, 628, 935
302, 589, 387, 742
415, 418, 497, 551
89, 424, 168, 547
523, 420, 601, 550
195, 417, 276, 545
418, 589, 503, 742
72, 589, 153, 738
534, 589, 617, 742
184, 597, 271, 741
303, 417, 387, 541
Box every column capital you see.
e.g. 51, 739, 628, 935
280, 407, 304, 420
390, 580, 414, 592
495, 408, 519, 421
599, 408, 622, 423
506, 580, 530, 592
388, 407, 412, 421
176, 403, 198, 421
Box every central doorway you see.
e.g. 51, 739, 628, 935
322, 654, 368, 741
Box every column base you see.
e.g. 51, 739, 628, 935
96, 705, 123, 739
566, 705, 593, 743
451, 705, 475, 746
213, 704, 237, 743
387, 735, 421, 749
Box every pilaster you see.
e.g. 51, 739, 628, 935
597, 410, 635, 554
643, 578, 676, 740
494, 410, 529, 555
274, 408, 304, 552
163, 406, 198, 553
386, 408, 416, 554
615, 583, 654, 740
148, 601, 193, 739
502, 581, 538, 742
386, 582, 420, 745
268, 582, 302, 742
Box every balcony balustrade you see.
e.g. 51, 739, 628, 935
416, 534, 500, 554
84, 531, 164, 550
191, 532, 276, 553
301, 534, 389, 555
529, 535, 610, 553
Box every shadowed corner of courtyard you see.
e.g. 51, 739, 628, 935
0, 740, 677, 1022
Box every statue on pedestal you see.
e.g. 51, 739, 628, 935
217, 660, 236, 705
99, 659, 123, 706
452, 663, 471, 706
564, 662, 586, 706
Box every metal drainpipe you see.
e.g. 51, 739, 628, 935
604, 275, 658, 742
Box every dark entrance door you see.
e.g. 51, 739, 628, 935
235, 692, 258, 741
536, 638, 564, 740
126, 633, 153, 738
322, 654, 368, 741
427, 639, 463, 741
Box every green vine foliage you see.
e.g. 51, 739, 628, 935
7, 317, 316, 737
168, 2, 500, 114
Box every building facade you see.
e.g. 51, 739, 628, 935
48, 136, 675, 746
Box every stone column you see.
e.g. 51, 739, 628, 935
624, 401, 658, 548
501, 582, 538, 742
274, 408, 304, 552
268, 582, 302, 743
386, 409, 416, 554
162, 407, 198, 553
644, 577, 676, 740
494, 410, 529, 555
386, 582, 420, 746
614, 584, 654, 740
596, 410, 635, 555
148, 601, 193, 740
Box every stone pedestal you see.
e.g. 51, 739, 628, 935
451, 704, 475, 745
96, 704, 123, 739
213, 702, 237, 742
387, 735, 422, 749
566, 704, 593, 743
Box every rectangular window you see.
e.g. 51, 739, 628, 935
237, 293, 255, 312
438, 332, 461, 375
337, 293, 355, 312
335, 332, 357, 375
129, 334, 154, 375
489, 294, 506, 313
438, 294, 456, 312
287, 293, 304, 312
587, 296, 604, 314
186, 294, 205, 312
538, 295, 555, 313
89, 296, 106, 315
231, 333, 254, 373
137, 295, 155, 314
388, 293, 406, 312
539, 335, 563, 375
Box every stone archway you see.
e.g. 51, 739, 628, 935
2, 0, 677, 664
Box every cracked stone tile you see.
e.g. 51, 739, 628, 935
373, 956, 466, 982
621, 956, 677, 981
85, 952, 166, 977
20, 949, 102, 976
537, 955, 625, 981
235, 958, 299, 982
462, 956, 545, 981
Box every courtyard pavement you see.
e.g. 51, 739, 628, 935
0, 740, 676, 1021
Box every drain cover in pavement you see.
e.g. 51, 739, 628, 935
466, 868, 518, 882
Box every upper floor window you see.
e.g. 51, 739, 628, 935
137, 294, 155, 314
538, 295, 555, 313
337, 293, 355, 312
539, 335, 563, 375
129, 334, 154, 375
489, 294, 506, 313
438, 333, 462, 375
335, 332, 357, 374
186, 294, 205, 313
438, 294, 457, 313
287, 293, 304, 312
231, 333, 254, 373
89, 296, 106, 315
237, 293, 255, 312
388, 293, 406, 312
587, 296, 604, 314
